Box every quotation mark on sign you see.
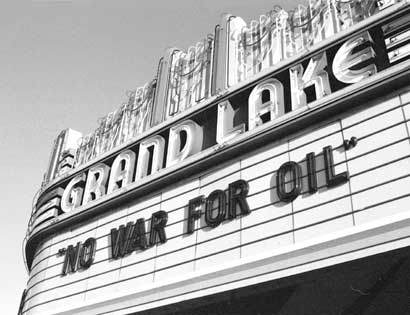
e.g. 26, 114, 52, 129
343, 137, 358, 150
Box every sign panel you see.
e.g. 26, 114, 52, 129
28, 3, 410, 241
21, 2, 410, 314
22, 86, 410, 314
38, 1, 406, 186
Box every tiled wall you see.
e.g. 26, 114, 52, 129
22, 87, 410, 314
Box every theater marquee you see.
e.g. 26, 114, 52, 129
58, 140, 351, 276
29, 4, 409, 249
21, 1, 410, 315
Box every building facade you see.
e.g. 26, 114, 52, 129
20, 1, 410, 314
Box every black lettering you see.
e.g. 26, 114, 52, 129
228, 179, 250, 219
122, 221, 136, 254
78, 237, 96, 269
306, 152, 318, 193
61, 242, 81, 275
110, 222, 134, 259
187, 196, 204, 234
205, 189, 226, 227
149, 210, 168, 245
127, 218, 148, 251
276, 161, 302, 202
323, 146, 349, 187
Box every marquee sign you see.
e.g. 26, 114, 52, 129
57, 139, 351, 276
25, 0, 410, 271
40, 0, 401, 184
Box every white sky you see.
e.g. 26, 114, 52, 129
0, 0, 304, 313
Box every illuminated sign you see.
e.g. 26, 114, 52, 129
57, 142, 350, 276
26, 1, 410, 270
39, 1, 402, 185
47, 30, 379, 217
